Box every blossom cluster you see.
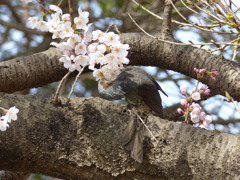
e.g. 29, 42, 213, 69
178, 85, 212, 128
194, 67, 219, 81
28, 5, 130, 82
0, 106, 19, 131
177, 68, 219, 128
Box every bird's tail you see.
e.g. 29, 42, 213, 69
118, 116, 145, 163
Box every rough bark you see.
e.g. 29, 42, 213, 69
0, 93, 239, 180
0, 33, 240, 100
0, 171, 29, 180
0, 48, 65, 93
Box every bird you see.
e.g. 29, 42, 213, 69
98, 66, 167, 163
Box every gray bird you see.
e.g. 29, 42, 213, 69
98, 66, 167, 163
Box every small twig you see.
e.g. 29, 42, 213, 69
168, 0, 236, 35
131, 0, 223, 29
68, 0, 73, 18
53, 71, 72, 103
36, 0, 52, 14
232, 46, 239, 61
231, 100, 240, 113
66, 67, 85, 104
128, 13, 240, 47
131, 109, 159, 143
105, 25, 112, 33
180, 0, 213, 23
57, 0, 65, 7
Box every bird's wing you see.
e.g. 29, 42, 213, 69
137, 84, 163, 117
149, 76, 168, 97
115, 66, 164, 117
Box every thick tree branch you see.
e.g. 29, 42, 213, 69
0, 48, 65, 93
121, 33, 240, 100
0, 33, 240, 101
0, 94, 239, 179
0, 171, 29, 180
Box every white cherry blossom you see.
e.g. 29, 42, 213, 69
28, 17, 40, 29
75, 43, 87, 55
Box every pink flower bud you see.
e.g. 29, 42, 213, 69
200, 85, 210, 95
180, 99, 188, 106
203, 89, 210, 95
199, 69, 206, 74
200, 85, 208, 90
194, 68, 199, 74
212, 71, 219, 76
177, 108, 184, 115
180, 85, 187, 96
201, 115, 212, 128
210, 75, 216, 81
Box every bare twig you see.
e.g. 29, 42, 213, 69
66, 67, 85, 104
131, 0, 222, 29
128, 13, 240, 47
53, 71, 72, 103
168, 0, 236, 35
131, 109, 159, 143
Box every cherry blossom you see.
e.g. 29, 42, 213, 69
59, 55, 75, 72
28, 5, 130, 80
0, 116, 9, 131
75, 43, 87, 55
191, 92, 201, 101
74, 55, 89, 68
74, 8, 89, 30
178, 68, 219, 127
28, 17, 40, 29
103, 32, 119, 46
67, 34, 82, 48
36, 20, 49, 31
92, 30, 104, 40
0, 106, 19, 131
49, 5, 62, 15
5, 106, 19, 123
58, 21, 74, 38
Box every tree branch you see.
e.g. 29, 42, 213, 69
0, 33, 240, 101
0, 94, 239, 179
158, 0, 175, 39
0, 171, 29, 180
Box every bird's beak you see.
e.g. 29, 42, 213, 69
100, 81, 112, 89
